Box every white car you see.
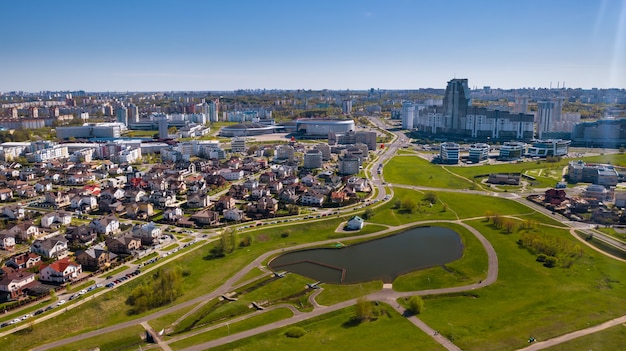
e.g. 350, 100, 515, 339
57, 299, 66, 305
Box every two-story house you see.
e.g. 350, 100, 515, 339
30, 235, 69, 259
39, 258, 82, 283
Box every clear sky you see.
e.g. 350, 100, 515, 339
1, 0, 625, 92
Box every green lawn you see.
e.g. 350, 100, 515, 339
169, 308, 294, 350
416, 219, 626, 351
446, 161, 567, 189
384, 156, 474, 189
207, 304, 447, 351
45, 325, 146, 351
315, 281, 383, 306
366, 188, 457, 226
543, 323, 626, 351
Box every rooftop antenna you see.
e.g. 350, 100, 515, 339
550, 81, 552, 89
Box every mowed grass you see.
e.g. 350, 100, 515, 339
366, 187, 561, 227
45, 325, 145, 351
392, 222, 488, 291
542, 323, 626, 351
315, 281, 383, 306
384, 155, 473, 189
417, 219, 626, 351
169, 308, 294, 350
366, 188, 457, 226
207, 303, 447, 351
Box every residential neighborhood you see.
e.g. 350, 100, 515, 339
0, 136, 374, 305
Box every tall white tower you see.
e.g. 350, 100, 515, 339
401, 102, 415, 130
536, 101, 555, 139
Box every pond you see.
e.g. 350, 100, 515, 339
268, 226, 464, 284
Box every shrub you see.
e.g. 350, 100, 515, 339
280, 232, 289, 238
536, 254, 547, 262
407, 295, 424, 315
544, 256, 558, 268
285, 326, 306, 338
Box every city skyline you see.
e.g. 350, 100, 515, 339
1, 0, 625, 92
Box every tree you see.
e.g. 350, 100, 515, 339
503, 218, 517, 233
263, 149, 275, 157
354, 297, 372, 321
220, 228, 236, 254
407, 295, 424, 315
363, 208, 374, 219
401, 198, 417, 213
247, 145, 259, 155
423, 192, 438, 204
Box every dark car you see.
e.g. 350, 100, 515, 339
33, 309, 44, 316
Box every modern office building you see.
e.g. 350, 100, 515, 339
56, 124, 123, 139
498, 142, 526, 160
295, 119, 355, 136
567, 160, 619, 186
571, 118, 626, 147
328, 130, 377, 150
439, 142, 460, 164
468, 143, 490, 163
526, 139, 570, 157
443, 78, 471, 131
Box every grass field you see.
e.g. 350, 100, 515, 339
543, 323, 626, 350
384, 156, 474, 189
206, 304, 448, 351
416, 219, 626, 351
45, 325, 146, 351
314, 281, 383, 306
169, 308, 294, 350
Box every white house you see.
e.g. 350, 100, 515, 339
0, 233, 16, 250
89, 215, 120, 235
223, 208, 245, 221
39, 258, 82, 283
40, 211, 73, 228
301, 192, 325, 207
30, 235, 69, 259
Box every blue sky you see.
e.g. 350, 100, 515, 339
1, 0, 625, 91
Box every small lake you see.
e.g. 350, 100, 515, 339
268, 226, 464, 284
